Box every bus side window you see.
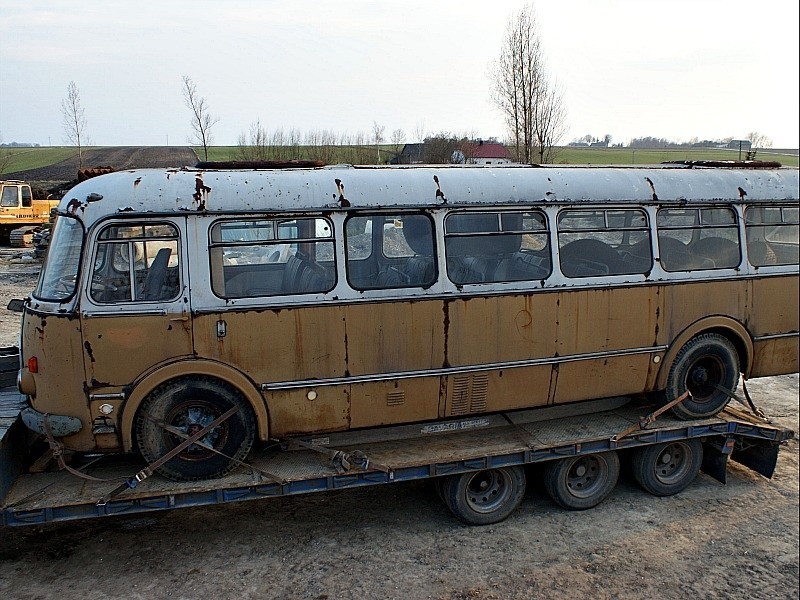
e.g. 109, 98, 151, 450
444, 210, 551, 285
91, 223, 181, 303
657, 207, 740, 271
209, 217, 335, 298
745, 205, 799, 267
557, 209, 651, 278
345, 213, 437, 290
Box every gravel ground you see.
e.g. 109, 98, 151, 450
0, 252, 797, 600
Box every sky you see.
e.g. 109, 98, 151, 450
0, 0, 798, 149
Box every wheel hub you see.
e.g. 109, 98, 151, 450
566, 456, 607, 499
691, 367, 709, 386
466, 470, 512, 513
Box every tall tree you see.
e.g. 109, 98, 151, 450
61, 81, 88, 168
372, 121, 386, 163
390, 128, 406, 161
182, 76, 219, 161
491, 4, 566, 163
745, 131, 773, 159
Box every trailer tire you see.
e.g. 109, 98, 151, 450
631, 439, 703, 497
664, 333, 739, 419
135, 377, 256, 482
543, 451, 620, 510
440, 466, 526, 525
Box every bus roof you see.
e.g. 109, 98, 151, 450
58, 165, 800, 225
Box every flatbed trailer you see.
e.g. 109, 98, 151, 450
1, 369, 794, 528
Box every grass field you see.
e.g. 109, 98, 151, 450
0, 147, 78, 175
203, 145, 800, 167
2, 144, 798, 177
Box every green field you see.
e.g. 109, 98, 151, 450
552, 147, 799, 166
204, 145, 800, 168
2, 144, 797, 177
0, 147, 78, 175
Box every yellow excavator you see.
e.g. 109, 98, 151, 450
0, 180, 59, 247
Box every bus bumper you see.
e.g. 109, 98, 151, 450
21, 405, 83, 437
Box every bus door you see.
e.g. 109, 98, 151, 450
80, 219, 192, 434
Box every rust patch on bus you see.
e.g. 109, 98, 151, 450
193, 174, 211, 210
645, 177, 658, 202
84, 341, 95, 363
334, 179, 350, 207
434, 175, 447, 203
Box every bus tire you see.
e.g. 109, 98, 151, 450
134, 376, 256, 482
664, 333, 739, 420
543, 451, 620, 510
631, 439, 703, 497
441, 466, 526, 525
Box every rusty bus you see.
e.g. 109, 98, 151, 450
13, 164, 799, 486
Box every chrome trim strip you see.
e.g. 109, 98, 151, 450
753, 332, 799, 342
260, 345, 668, 391
82, 309, 167, 318
88, 392, 127, 401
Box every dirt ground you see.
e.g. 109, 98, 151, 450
0, 251, 797, 600
3, 146, 199, 192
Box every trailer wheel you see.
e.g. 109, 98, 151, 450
542, 451, 620, 510
631, 439, 703, 497
135, 377, 256, 482
440, 466, 526, 525
664, 333, 739, 420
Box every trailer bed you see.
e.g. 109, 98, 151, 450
1, 385, 793, 527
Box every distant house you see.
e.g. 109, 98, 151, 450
391, 143, 425, 164
464, 140, 513, 165
726, 139, 752, 151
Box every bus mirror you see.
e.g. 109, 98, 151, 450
6, 298, 25, 313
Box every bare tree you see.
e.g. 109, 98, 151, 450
237, 120, 270, 160
745, 131, 773, 159
61, 81, 88, 168
372, 121, 386, 163
390, 128, 406, 161
491, 4, 567, 163
413, 122, 427, 144
182, 76, 219, 161
423, 132, 461, 164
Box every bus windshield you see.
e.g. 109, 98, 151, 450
34, 216, 84, 302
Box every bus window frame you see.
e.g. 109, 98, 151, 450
208, 215, 337, 300
443, 208, 552, 286
33, 214, 86, 304
744, 204, 800, 268
89, 221, 183, 305
556, 207, 653, 279
344, 211, 438, 292
656, 206, 742, 272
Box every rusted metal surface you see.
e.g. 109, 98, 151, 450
49, 165, 799, 226
77, 167, 114, 182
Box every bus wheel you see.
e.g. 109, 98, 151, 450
134, 377, 256, 482
665, 333, 739, 420
543, 451, 620, 510
440, 466, 526, 525
631, 439, 703, 497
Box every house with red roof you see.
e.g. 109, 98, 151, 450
464, 140, 513, 165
